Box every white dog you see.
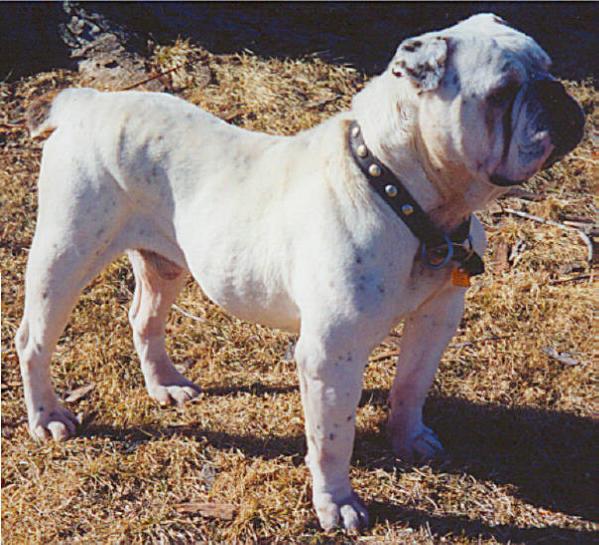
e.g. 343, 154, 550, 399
17, 14, 583, 530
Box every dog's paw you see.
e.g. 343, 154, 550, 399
146, 373, 200, 407
28, 402, 78, 442
391, 424, 445, 462
314, 490, 369, 532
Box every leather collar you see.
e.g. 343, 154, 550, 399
348, 121, 484, 276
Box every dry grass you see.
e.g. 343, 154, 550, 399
1, 41, 598, 544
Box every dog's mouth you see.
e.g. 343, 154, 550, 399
489, 78, 585, 188
489, 91, 526, 187
489, 173, 527, 186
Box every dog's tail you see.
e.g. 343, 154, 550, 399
26, 88, 98, 140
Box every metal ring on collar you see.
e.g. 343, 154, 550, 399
421, 234, 454, 270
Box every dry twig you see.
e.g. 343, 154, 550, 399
543, 346, 582, 366
504, 207, 594, 262
121, 63, 185, 91
172, 304, 206, 323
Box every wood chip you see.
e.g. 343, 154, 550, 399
543, 347, 581, 366
493, 242, 510, 273
175, 502, 236, 520
283, 340, 297, 363
508, 239, 526, 266
557, 261, 587, 275
64, 383, 95, 403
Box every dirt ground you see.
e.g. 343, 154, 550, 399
1, 38, 597, 544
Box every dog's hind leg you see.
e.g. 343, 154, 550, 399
127, 250, 200, 406
16, 199, 126, 441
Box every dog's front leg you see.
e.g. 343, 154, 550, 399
295, 333, 369, 531
388, 285, 466, 461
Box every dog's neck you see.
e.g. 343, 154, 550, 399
351, 73, 500, 232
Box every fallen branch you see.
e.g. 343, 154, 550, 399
504, 207, 594, 263
121, 63, 185, 91
561, 214, 595, 225
549, 273, 593, 285
449, 335, 511, 349
1, 147, 42, 153
370, 350, 400, 363
371, 335, 513, 360
175, 502, 236, 520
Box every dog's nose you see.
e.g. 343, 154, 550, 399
532, 79, 585, 164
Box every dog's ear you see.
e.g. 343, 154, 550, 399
391, 34, 448, 92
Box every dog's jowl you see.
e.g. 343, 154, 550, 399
16, 13, 584, 531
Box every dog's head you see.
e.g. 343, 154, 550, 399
389, 13, 585, 188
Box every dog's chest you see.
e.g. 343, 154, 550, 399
388, 262, 455, 321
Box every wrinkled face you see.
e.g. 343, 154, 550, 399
391, 13, 585, 187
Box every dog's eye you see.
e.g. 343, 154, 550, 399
487, 82, 519, 106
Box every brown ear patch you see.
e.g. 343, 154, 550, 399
26, 90, 61, 139
392, 35, 448, 91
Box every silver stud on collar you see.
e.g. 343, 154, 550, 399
401, 204, 414, 215
357, 144, 367, 158
351, 126, 360, 138
385, 184, 398, 197
368, 164, 381, 177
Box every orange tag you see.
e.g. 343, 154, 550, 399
451, 267, 471, 288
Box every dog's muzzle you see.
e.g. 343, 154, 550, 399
534, 79, 586, 167
490, 78, 585, 187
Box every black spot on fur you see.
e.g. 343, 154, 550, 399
402, 40, 422, 53
329, 433, 335, 441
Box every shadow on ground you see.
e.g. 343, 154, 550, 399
82, 383, 598, 539
367, 503, 597, 544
